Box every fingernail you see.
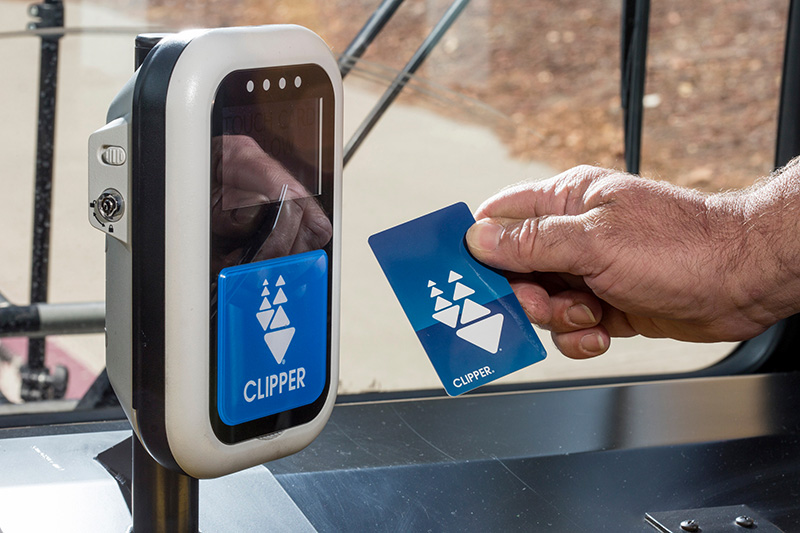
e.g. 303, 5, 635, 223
580, 332, 606, 354
467, 220, 502, 252
567, 304, 596, 326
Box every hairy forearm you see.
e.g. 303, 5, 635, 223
713, 157, 800, 327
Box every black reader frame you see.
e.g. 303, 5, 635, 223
208, 64, 336, 445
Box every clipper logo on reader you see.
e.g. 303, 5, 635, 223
257, 275, 295, 365
369, 202, 546, 396
217, 250, 328, 426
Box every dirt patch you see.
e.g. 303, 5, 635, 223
107, 0, 788, 191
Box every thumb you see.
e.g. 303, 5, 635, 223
466, 215, 595, 275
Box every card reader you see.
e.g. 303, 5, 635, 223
88, 25, 342, 478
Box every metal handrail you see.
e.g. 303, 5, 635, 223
343, 0, 471, 166
338, 0, 405, 78
0, 300, 104, 338
0, 26, 166, 39
620, 0, 650, 175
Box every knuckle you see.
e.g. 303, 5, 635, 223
511, 217, 539, 265
498, 219, 531, 270
571, 165, 614, 185
496, 218, 540, 272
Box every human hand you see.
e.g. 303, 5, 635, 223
210, 135, 332, 274
465, 165, 800, 358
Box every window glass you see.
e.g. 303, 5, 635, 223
642, 0, 786, 190
0, 1, 145, 412
0, 1, 786, 410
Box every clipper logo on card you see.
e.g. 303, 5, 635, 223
429, 271, 504, 354
369, 202, 547, 396
217, 250, 328, 426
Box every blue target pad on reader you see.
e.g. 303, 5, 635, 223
217, 250, 328, 426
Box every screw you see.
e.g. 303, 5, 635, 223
735, 516, 755, 528
680, 519, 700, 532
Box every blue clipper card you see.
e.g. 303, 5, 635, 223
368, 202, 546, 396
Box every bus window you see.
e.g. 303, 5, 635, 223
0, 1, 788, 410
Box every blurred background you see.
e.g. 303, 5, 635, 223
0, 0, 786, 407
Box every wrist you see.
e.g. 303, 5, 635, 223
714, 162, 800, 330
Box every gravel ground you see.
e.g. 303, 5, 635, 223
123, 0, 789, 189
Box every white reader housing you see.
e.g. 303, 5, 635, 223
88, 26, 342, 478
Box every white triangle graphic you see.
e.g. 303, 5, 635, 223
430, 287, 443, 298
262, 280, 269, 286
448, 271, 463, 283
261, 287, 270, 297
460, 299, 490, 324
434, 296, 451, 311
276, 275, 286, 287
432, 305, 460, 328
456, 314, 504, 354
427, 280, 436, 287
264, 327, 295, 364
273, 288, 288, 305
259, 297, 272, 311
453, 282, 475, 300
270, 306, 290, 329
256, 309, 275, 330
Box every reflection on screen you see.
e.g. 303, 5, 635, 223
220, 98, 322, 210
210, 95, 331, 278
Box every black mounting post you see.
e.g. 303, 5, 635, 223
135, 33, 170, 71
133, 435, 199, 532
21, 0, 68, 402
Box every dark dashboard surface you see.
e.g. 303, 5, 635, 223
1, 372, 798, 531
270, 373, 800, 531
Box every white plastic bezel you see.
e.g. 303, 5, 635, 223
161, 25, 342, 478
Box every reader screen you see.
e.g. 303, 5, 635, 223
210, 65, 334, 276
